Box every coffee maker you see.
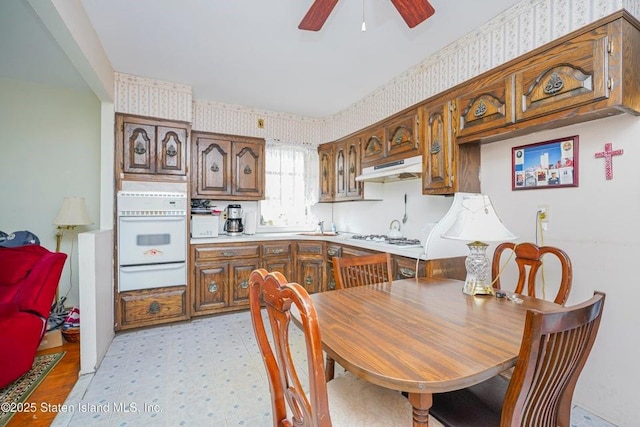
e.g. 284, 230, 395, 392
224, 204, 244, 236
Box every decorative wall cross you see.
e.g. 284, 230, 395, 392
594, 142, 623, 180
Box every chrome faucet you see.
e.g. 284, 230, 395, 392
317, 220, 324, 235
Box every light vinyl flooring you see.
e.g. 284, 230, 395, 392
53, 310, 616, 427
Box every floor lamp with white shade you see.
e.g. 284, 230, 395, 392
51, 197, 92, 326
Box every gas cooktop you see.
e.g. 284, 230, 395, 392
350, 234, 422, 247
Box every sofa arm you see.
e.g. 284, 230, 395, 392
16, 251, 67, 319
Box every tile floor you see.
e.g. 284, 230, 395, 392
53, 310, 616, 427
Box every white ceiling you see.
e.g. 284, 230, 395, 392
2, 0, 524, 118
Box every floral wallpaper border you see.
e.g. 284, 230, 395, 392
114, 0, 639, 144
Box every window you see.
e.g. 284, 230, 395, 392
259, 139, 318, 230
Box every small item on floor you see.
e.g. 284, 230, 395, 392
61, 307, 80, 343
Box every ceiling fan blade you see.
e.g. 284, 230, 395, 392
390, 0, 435, 28
299, 0, 339, 31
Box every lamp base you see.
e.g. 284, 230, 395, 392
462, 279, 495, 296
462, 241, 495, 296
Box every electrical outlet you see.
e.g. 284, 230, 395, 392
537, 205, 550, 222
257, 118, 264, 128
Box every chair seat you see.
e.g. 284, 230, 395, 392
327, 371, 412, 426
431, 375, 508, 427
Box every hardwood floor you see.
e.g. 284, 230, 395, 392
8, 339, 80, 427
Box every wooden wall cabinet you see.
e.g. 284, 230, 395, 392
116, 114, 190, 184
334, 137, 362, 200
318, 143, 334, 202
361, 127, 385, 166
384, 109, 420, 161
456, 76, 515, 139
191, 131, 265, 200
420, 101, 455, 195
191, 244, 260, 316
361, 109, 420, 168
514, 26, 610, 122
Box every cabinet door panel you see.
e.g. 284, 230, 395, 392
233, 141, 264, 198
361, 128, 385, 166
123, 123, 156, 174
422, 103, 454, 194
194, 265, 227, 312
515, 31, 609, 121
346, 140, 361, 197
296, 259, 323, 294
318, 145, 334, 202
385, 111, 419, 159
195, 137, 231, 196
157, 126, 187, 175
334, 144, 346, 198
230, 261, 260, 307
263, 259, 293, 281
457, 77, 514, 138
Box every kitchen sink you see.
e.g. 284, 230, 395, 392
298, 232, 339, 236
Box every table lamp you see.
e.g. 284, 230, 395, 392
441, 194, 517, 296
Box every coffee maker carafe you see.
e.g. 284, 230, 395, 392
224, 204, 244, 236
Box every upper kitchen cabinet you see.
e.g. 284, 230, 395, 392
514, 25, 611, 122
334, 136, 361, 200
361, 108, 421, 168
360, 127, 385, 166
115, 114, 190, 184
384, 109, 420, 161
456, 76, 514, 140
421, 101, 454, 195
420, 101, 481, 196
191, 131, 265, 200
318, 143, 334, 202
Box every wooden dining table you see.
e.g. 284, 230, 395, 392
309, 277, 560, 427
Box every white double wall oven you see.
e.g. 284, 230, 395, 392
117, 190, 188, 292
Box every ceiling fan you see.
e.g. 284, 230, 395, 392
299, 0, 435, 31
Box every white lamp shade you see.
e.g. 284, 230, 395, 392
441, 194, 517, 242
53, 197, 93, 226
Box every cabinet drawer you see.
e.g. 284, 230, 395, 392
194, 244, 260, 261
262, 242, 292, 257
296, 241, 324, 256
119, 286, 187, 328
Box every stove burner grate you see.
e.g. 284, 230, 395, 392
351, 235, 422, 246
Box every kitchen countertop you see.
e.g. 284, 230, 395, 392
190, 232, 429, 260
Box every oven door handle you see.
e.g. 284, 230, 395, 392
120, 262, 186, 272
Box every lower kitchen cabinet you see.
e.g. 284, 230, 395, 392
261, 242, 293, 280
117, 285, 189, 330
295, 241, 325, 294
325, 244, 342, 291
191, 244, 260, 316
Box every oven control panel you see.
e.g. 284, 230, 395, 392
117, 191, 187, 216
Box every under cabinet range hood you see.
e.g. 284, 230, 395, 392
355, 155, 422, 183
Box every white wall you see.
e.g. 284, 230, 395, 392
330, 179, 455, 240
0, 77, 101, 308
481, 113, 639, 426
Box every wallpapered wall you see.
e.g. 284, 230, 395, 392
114, 0, 639, 144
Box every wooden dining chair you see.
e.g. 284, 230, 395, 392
248, 269, 412, 427
429, 291, 605, 427
332, 252, 394, 290
325, 252, 394, 380
492, 242, 572, 305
